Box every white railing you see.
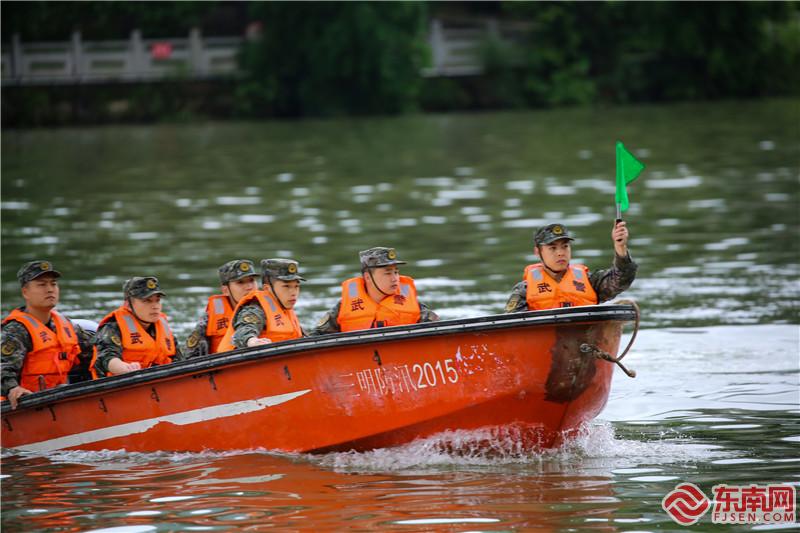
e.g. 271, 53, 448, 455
1, 19, 525, 85
1, 29, 242, 85
422, 18, 528, 77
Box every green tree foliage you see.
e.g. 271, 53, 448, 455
623, 2, 798, 100
1, 1, 220, 39
497, 1, 799, 107
2, 1, 797, 126
237, 2, 427, 117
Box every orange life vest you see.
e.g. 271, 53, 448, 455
98, 306, 176, 368
2, 309, 81, 391
216, 289, 303, 352
524, 263, 598, 310
204, 294, 234, 354
337, 276, 421, 332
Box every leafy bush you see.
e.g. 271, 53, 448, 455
236, 2, 427, 117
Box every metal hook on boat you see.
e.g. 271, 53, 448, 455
580, 299, 640, 378
580, 343, 636, 378
579, 300, 639, 378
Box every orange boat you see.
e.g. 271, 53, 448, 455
1, 304, 637, 454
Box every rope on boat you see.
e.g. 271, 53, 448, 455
615, 299, 640, 362
580, 299, 640, 378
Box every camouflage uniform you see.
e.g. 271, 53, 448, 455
1, 261, 95, 397
94, 276, 183, 377
184, 259, 258, 358
230, 259, 308, 348
504, 224, 638, 313
310, 247, 439, 336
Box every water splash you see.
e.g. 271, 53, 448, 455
310, 421, 728, 472
3, 420, 727, 473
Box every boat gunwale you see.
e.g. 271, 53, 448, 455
1, 304, 636, 415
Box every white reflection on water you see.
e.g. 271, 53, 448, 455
602, 325, 799, 422
1, 201, 31, 210
214, 197, 261, 205
645, 176, 703, 188
503, 218, 547, 228
561, 212, 604, 226
574, 178, 616, 193
85, 526, 158, 533
688, 198, 726, 209
415, 177, 455, 186
394, 517, 499, 524
546, 185, 577, 195
238, 214, 275, 223
505, 180, 535, 193
29, 236, 59, 245
704, 237, 750, 250
438, 189, 486, 200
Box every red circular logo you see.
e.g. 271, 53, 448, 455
662, 483, 710, 525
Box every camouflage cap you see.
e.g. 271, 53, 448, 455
123, 276, 166, 299
218, 259, 258, 284
17, 260, 62, 286
534, 223, 575, 246
261, 258, 306, 282
359, 247, 407, 270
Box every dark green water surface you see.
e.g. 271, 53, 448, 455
1, 100, 798, 532
2, 99, 798, 331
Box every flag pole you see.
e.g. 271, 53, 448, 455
614, 141, 644, 243
615, 142, 623, 240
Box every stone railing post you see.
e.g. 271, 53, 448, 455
189, 27, 204, 75
71, 31, 84, 78
487, 18, 499, 38
12, 33, 23, 79
130, 29, 145, 77
430, 19, 445, 74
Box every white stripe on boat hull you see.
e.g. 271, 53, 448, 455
15, 389, 312, 453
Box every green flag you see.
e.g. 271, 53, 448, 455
615, 141, 645, 213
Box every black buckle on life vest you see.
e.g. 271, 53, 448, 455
59, 352, 68, 360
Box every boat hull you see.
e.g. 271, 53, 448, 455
1, 305, 635, 453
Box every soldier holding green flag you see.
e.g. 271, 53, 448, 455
504, 142, 643, 312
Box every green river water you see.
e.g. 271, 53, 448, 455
1, 99, 798, 532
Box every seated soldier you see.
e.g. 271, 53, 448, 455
311, 247, 439, 335
94, 277, 182, 376
1, 260, 95, 409
505, 222, 638, 312
184, 259, 259, 357
217, 259, 306, 351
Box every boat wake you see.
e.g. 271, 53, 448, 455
311, 421, 730, 472
3, 420, 729, 472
